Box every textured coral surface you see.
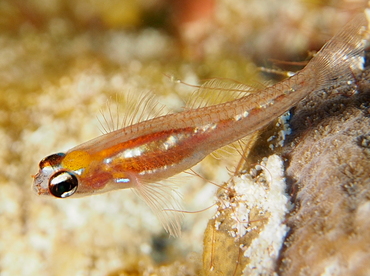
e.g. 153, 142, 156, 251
281, 69, 370, 275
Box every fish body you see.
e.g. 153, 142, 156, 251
33, 15, 369, 236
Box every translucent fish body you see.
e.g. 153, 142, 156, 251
33, 15, 369, 236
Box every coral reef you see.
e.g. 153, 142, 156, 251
0, 0, 368, 275
201, 10, 370, 276
201, 64, 370, 276
280, 69, 370, 275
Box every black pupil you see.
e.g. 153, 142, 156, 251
49, 171, 78, 198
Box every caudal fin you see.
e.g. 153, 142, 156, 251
309, 14, 369, 89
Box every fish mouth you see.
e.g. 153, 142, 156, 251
32, 171, 50, 196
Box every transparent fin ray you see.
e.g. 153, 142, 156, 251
185, 78, 262, 110
98, 90, 169, 134
133, 178, 184, 237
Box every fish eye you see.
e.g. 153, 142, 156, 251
49, 171, 78, 198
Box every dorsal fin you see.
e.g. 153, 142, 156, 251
185, 78, 264, 110
97, 90, 170, 134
